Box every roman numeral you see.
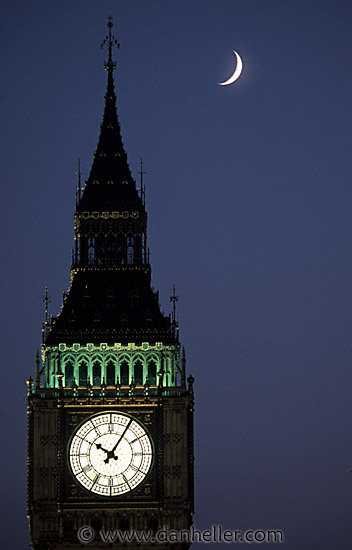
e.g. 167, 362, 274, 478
122, 474, 131, 488
91, 474, 100, 488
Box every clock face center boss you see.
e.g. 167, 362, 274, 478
69, 412, 153, 497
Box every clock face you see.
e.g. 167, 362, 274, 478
69, 412, 153, 496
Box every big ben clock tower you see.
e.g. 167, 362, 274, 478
27, 18, 194, 549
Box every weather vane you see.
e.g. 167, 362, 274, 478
100, 15, 120, 70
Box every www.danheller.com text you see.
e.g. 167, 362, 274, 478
77, 525, 285, 544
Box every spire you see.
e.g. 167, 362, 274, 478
44, 18, 176, 346
78, 17, 141, 212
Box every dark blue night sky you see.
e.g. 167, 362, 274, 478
1, 1, 352, 548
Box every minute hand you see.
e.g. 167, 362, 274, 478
111, 419, 133, 453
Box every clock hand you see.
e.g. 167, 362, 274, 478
95, 442, 109, 454
103, 419, 133, 464
111, 419, 133, 453
104, 452, 118, 464
95, 442, 119, 464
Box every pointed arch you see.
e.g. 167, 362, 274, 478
77, 353, 90, 366
63, 354, 76, 365
105, 353, 118, 364
118, 353, 131, 365
132, 352, 145, 364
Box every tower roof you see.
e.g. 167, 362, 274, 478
44, 18, 176, 347
77, 18, 141, 213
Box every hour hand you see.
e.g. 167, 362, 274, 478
95, 442, 109, 454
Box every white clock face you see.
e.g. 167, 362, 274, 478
69, 412, 153, 496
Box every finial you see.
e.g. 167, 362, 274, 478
187, 374, 195, 411
129, 377, 135, 398
139, 158, 146, 206
75, 158, 82, 205
187, 374, 195, 395
42, 286, 51, 338
181, 346, 186, 387
101, 377, 106, 398
26, 376, 33, 396
57, 365, 63, 389
157, 370, 164, 395
170, 284, 179, 326
35, 348, 41, 390
101, 16, 120, 71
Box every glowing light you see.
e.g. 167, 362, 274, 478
69, 413, 153, 496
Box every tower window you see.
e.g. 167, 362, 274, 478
95, 236, 103, 265
116, 234, 125, 265
65, 362, 74, 387
106, 234, 115, 263
93, 361, 101, 386
106, 361, 115, 385
88, 236, 95, 265
147, 361, 157, 385
134, 360, 143, 386
79, 362, 88, 386
127, 235, 134, 265
120, 361, 129, 385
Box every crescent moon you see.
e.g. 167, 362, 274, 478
218, 50, 243, 86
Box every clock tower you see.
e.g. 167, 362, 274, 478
27, 18, 194, 549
